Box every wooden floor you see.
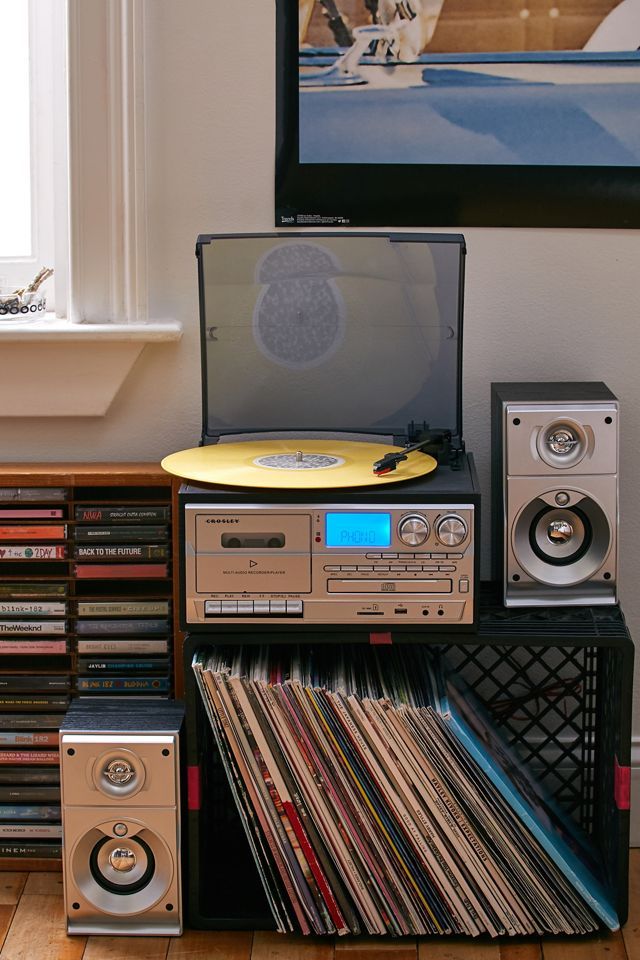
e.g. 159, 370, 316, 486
1, 850, 640, 960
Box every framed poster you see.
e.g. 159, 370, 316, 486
275, 0, 640, 227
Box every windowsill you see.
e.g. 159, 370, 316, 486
0, 316, 183, 342
0, 318, 183, 416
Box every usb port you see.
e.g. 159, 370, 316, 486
394, 608, 408, 614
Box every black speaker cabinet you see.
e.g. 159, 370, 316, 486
491, 382, 618, 607
60, 700, 184, 936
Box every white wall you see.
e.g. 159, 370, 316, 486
2, 0, 640, 783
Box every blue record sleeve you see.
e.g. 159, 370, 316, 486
436, 658, 619, 932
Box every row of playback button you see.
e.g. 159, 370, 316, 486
205, 600, 303, 615
324, 564, 457, 572
365, 553, 464, 559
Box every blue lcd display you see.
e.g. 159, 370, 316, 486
325, 512, 391, 548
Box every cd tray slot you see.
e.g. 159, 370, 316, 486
327, 579, 452, 594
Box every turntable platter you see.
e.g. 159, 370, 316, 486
161, 439, 437, 489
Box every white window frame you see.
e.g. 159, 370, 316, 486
0, 0, 68, 316
67, 0, 148, 324
0, 0, 181, 419
0, 0, 148, 324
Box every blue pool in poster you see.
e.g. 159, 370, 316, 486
299, 51, 640, 166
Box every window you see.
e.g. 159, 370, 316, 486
0, 0, 68, 316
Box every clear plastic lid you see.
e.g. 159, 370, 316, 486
197, 232, 465, 444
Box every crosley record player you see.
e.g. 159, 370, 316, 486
161, 232, 480, 630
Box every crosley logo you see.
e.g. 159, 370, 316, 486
206, 518, 240, 524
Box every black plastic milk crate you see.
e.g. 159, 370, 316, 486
182, 595, 633, 931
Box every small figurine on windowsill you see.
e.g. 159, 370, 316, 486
0, 266, 54, 318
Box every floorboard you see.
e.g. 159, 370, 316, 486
251, 930, 336, 959
167, 930, 253, 960
0, 892, 86, 960
417, 939, 500, 958
82, 936, 170, 960
0, 877, 26, 907
623, 846, 640, 960
336, 937, 417, 958
166, 929, 253, 959
22, 871, 64, 897
498, 943, 542, 959
541, 931, 628, 959
0, 853, 635, 959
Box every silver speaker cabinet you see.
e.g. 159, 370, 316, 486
491, 382, 618, 607
60, 701, 184, 936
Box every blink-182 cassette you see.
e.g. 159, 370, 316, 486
163, 232, 480, 630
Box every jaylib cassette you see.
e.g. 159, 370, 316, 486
163, 232, 480, 630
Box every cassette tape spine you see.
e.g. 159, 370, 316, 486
76, 638, 169, 655
75, 677, 171, 693
0, 465, 175, 865
0, 480, 69, 863
73, 489, 174, 701
0, 841, 62, 858
0, 525, 67, 541
0, 731, 59, 746
0, 545, 66, 560
75, 504, 170, 522
0, 786, 60, 802
77, 657, 169, 674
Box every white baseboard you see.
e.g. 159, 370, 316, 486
630, 737, 640, 845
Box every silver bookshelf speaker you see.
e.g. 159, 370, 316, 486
60, 702, 184, 936
491, 382, 618, 607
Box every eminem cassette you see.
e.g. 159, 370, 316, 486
164, 232, 480, 630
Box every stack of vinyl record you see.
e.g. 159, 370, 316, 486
0, 486, 71, 860
73, 501, 172, 697
193, 645, 618, 938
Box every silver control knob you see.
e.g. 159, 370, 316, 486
105, 759, 135, 785
436, 515, 467, 547
398, 514, 429, 546
108, 847, 137, 873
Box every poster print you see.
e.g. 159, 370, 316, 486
275, 0, 640, 227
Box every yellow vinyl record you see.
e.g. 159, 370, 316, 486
161, 439, 437, 489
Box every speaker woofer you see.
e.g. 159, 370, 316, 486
528, 505, 592, 566
89, 835, 156, 896
513, 493, 611, 587
70, 820, 173, 917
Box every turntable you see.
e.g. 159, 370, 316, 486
162, 232, 480, 630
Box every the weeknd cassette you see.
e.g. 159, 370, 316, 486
163, 232, 480, 629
